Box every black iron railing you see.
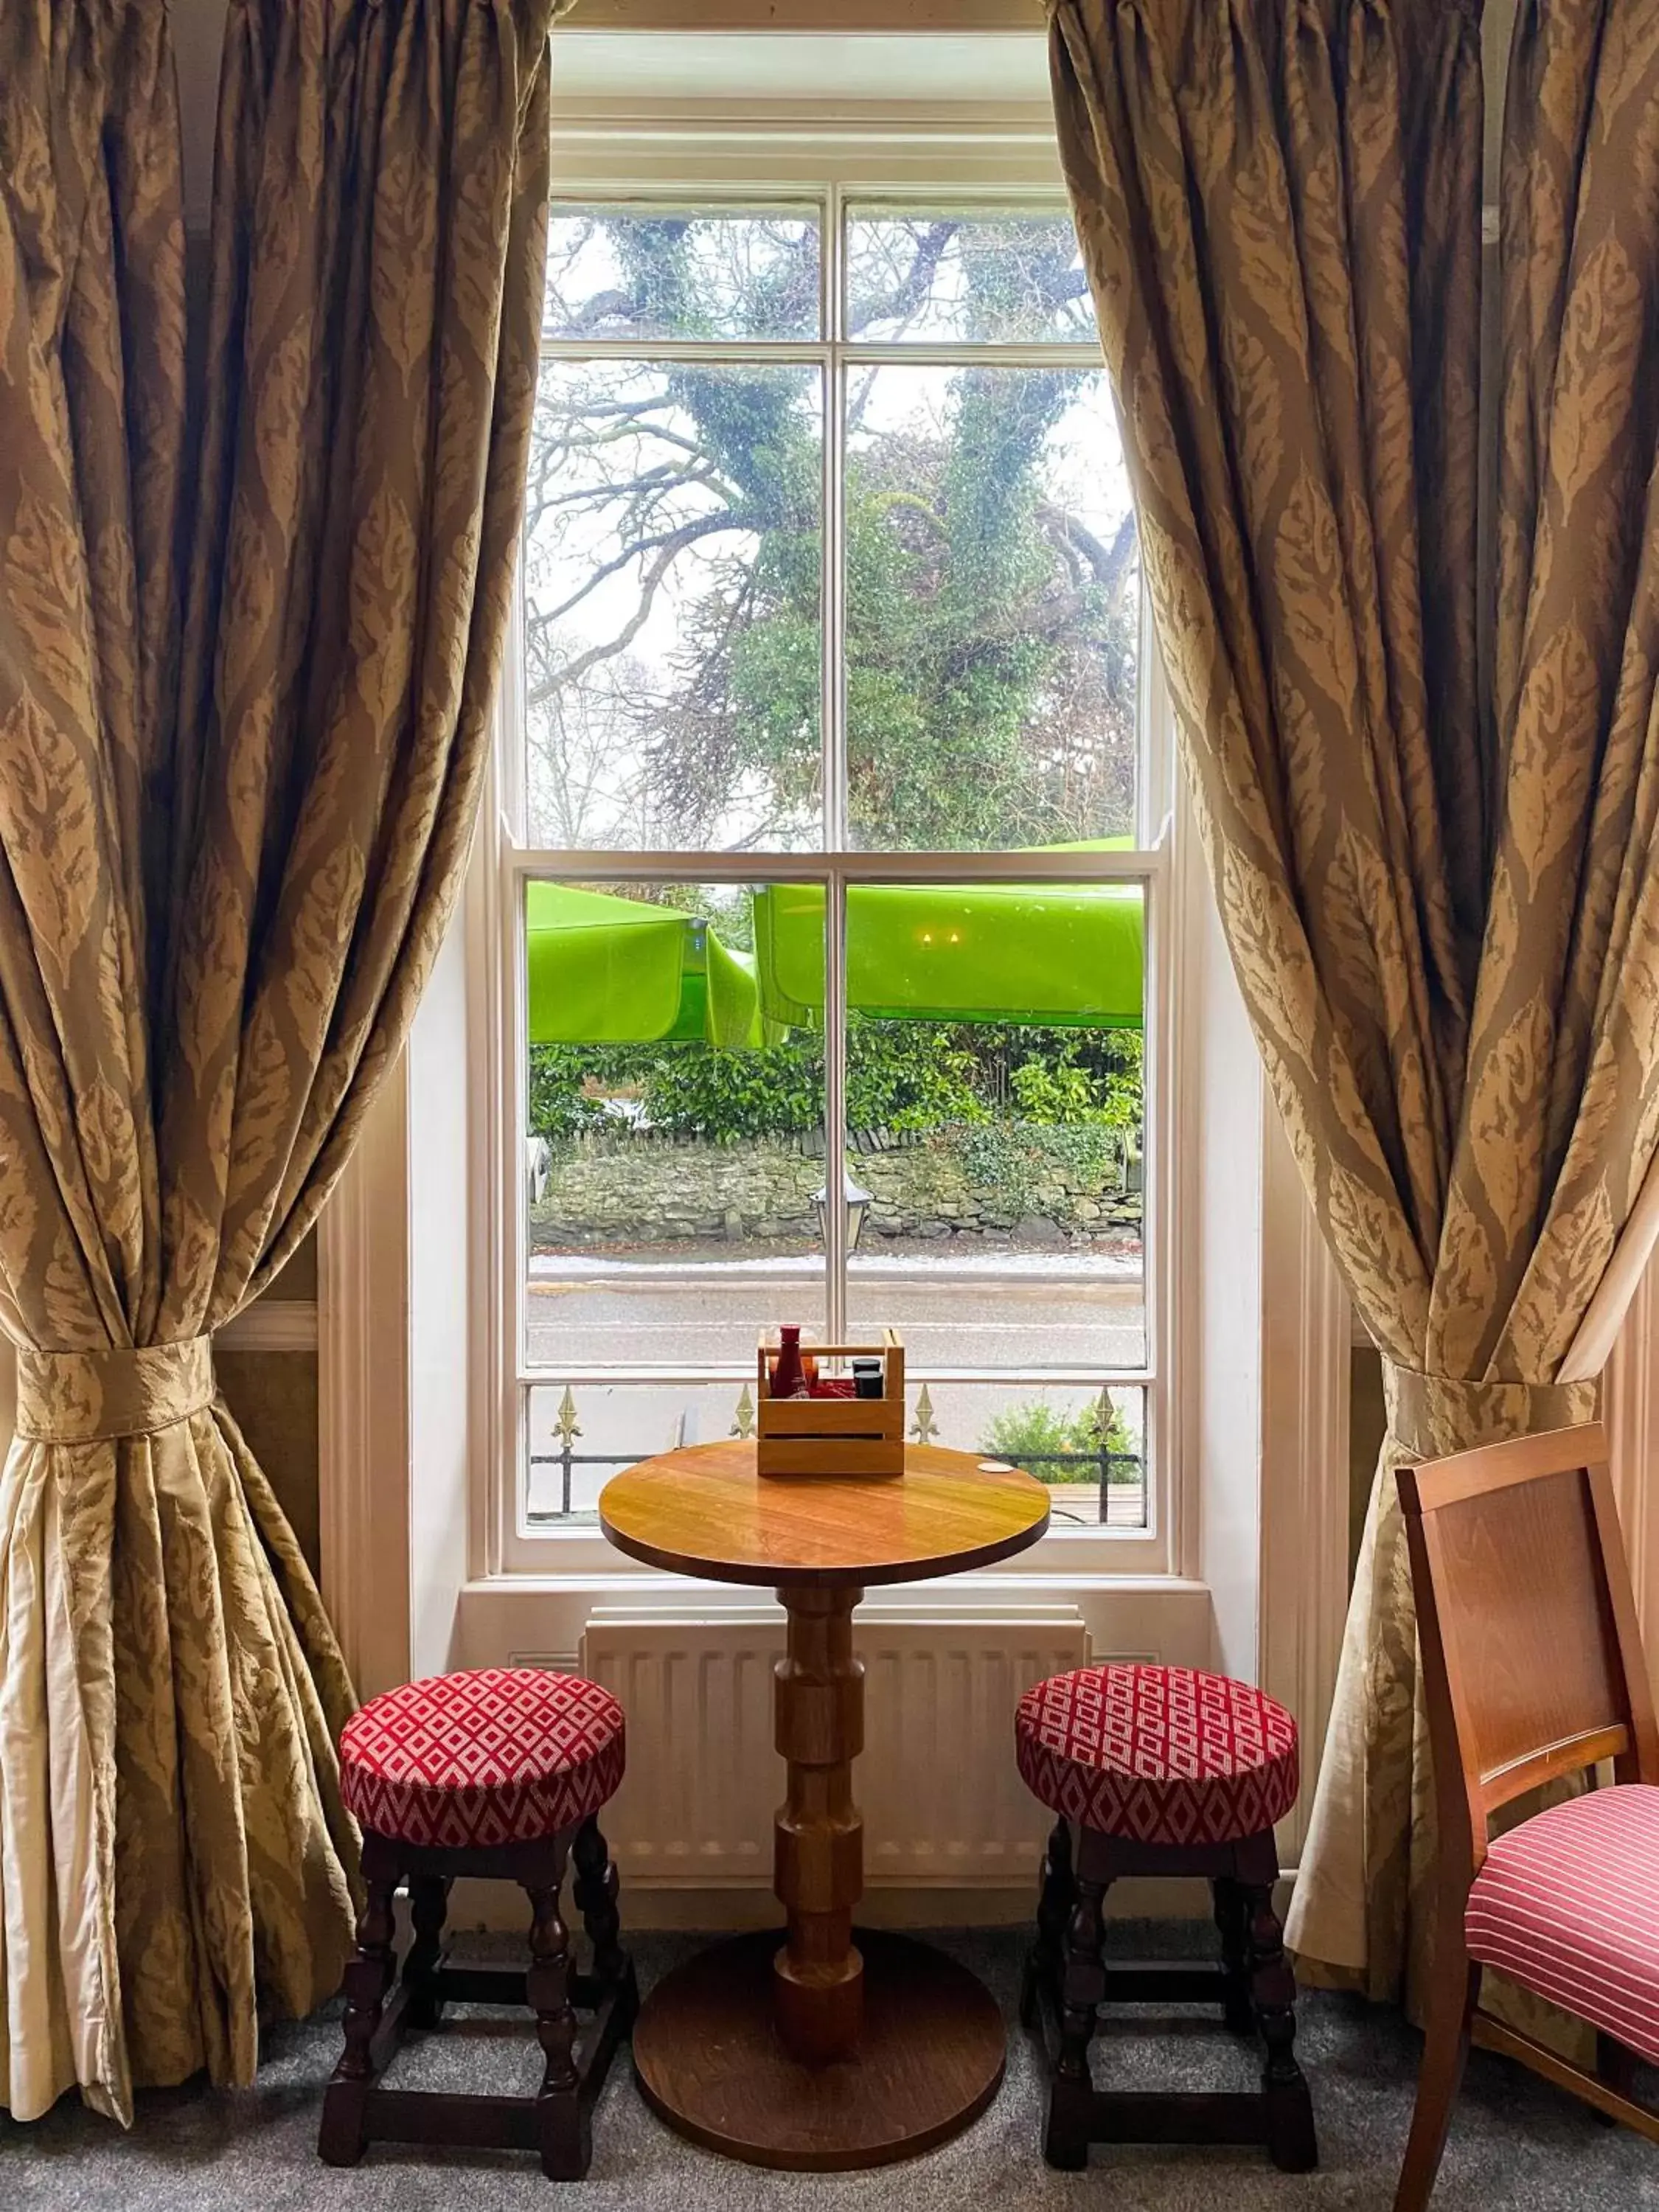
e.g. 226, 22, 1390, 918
997, 1449, 1146, 1526
527, 1449, 641, 1522
528, 1437, 1145, 1526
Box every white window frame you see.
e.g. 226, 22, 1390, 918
472, 103, 1188, 1584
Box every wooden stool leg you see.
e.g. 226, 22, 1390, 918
1243, 1876, 1317, 2173
528, 1851, 588, 2182
1022, 1815, 1075, 2029
1044, 1872, 1108, 2171
319, 1837, 400, 2167
403, 1875, 449, 2029
572, 1814, 629, 1993
1212, 1874, 1255, 2033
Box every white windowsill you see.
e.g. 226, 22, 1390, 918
457, 1569, 1211, 1607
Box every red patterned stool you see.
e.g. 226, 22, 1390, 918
1015, 1663, 1316, 2174
319, 1667, 636, 2180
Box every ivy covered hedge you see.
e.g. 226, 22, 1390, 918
529, 1020, 1143, 1150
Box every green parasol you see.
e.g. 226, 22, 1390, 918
752, 877, 1143, 1031
525, 882, 762, 1047
525, 864, 1144, 1045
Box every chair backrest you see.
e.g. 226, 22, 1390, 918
1398, 1422, 1659, 1874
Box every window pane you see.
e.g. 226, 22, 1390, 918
527, 1380, 767, 1525
546, 206, 821, 341
523, 361, 822, 850
525, 881, 827, 1368
825, 877, 1145, 1370
913, 1381, 1147, 1531
846, 209, 1094, 344
843, 366, 1138, 850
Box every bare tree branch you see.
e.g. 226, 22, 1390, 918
528, 511, 754, 700
847, 220, 957, 336
1037, 504, 1138, 597
535, 509, 755, 630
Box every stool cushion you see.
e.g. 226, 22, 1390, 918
1015, 1664, 1298, 1846
1465, 1784, 1659, 2067
340, 1667, 625, 1849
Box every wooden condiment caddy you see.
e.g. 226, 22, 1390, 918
755, 1329, 905, 1478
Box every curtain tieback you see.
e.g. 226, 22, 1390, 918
1381, 1360, 1601, 1464
14, 1336, 217, 1445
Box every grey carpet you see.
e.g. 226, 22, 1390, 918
5, 1925, 1656, 2210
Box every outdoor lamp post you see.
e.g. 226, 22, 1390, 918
814, 1169, 872, 1256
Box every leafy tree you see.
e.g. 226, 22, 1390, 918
523, 212, 1138, 851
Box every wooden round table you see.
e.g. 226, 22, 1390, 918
599, 1439, 1049, 2170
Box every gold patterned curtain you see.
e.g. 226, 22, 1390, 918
1049, 0, 1659, 2016
0, 0, 557, 2123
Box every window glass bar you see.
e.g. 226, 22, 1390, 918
824, 181, 848, 854
535, 341, 1109, 368
509, 848, 1164, 883
516, 1366, 1157, 1387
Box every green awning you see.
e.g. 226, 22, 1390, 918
526, 882, 762, 1046
753, 879, 1143, 1029
526, 866, 1144, 1046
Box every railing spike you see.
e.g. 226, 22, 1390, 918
911, 1382, 939, 1445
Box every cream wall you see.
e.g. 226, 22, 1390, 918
407, 908, 476, 1681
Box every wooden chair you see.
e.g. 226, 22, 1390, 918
319, 1666, 638, 2180
1396, 1419, 1659, 2211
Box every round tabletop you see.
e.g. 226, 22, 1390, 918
599, 1439, 1049, 1588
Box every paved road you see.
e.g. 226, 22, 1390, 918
525, 1255, 1147, 1371
524, 1254, 1148, 1526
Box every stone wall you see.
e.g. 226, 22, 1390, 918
532, 1132, 1142, 1251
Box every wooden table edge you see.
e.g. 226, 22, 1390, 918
596, 1498, 1051, 1588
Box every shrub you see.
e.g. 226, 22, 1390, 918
980, 1394, 1139, 1485
640, 1037, 821, 1143
1005, 1029, 1141, 1133
955, 1120, 1121, 1216
527, 1046, 608, 1143
846, 1022, 984, 1133
526, 1018, 1144, 1157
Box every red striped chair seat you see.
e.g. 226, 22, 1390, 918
1465, 1784, 1659, 2067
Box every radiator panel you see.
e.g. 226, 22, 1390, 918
574, 1604, 1089, 1888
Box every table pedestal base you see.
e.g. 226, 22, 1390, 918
631, 1928, 1004, 2170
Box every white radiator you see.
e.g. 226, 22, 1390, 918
574, 1601, 1089, 1891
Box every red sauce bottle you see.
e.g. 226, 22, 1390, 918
771, 1324, 808, 1399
